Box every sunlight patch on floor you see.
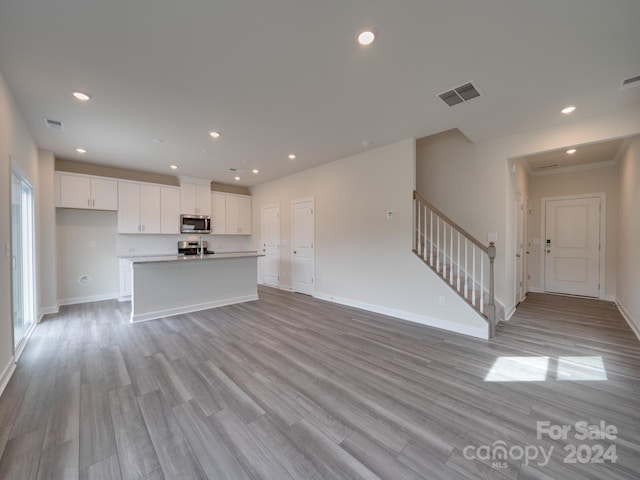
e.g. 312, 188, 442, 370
484, 356, 607, 382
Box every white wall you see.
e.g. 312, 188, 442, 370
56, 209, 119, 303
251, 138, 489, 339
0, 68, 40, 391
527, 165, 619, 298
617, 137, 640, 334
416, 104, 640, 318
38, 149, 57, 315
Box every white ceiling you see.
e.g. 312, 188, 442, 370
1, 0, 639, 187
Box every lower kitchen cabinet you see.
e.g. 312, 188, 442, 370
119, 259, 132, 300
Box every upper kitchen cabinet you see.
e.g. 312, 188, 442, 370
160, 187, 181, 234
118, 182, 161, 234
55, 172, 118, 210
180, 182, 211, 216
211, 192, 251, 235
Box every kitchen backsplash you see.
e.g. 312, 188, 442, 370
116, 233, 253, 256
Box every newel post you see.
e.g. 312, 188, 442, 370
488, 241, 496, 338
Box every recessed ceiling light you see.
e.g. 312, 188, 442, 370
170, 165, 178, 170
288, 154, 296, 160
75, 147, 87, 154
561, 106, 576, 114
252, 169, 259, 174
72, 91, 91, 101
209, 131, 221, 139
357, 30, 375, 46
566, 148, 577, 154
234, 176, 240, 181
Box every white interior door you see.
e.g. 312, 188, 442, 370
261, 204, 280, 287
515, 191, 524, 303
544, 196, 601, 297
292, 198, 315, 295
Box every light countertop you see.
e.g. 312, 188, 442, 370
121, 251, 262, 264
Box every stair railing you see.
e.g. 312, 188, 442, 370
413, 191, 496, 337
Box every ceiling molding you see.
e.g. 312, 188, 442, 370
530, 160, 617, 177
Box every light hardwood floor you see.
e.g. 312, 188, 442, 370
0, 288, 639, 479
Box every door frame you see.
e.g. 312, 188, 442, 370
10, 162, 37, 359
260, 203, 280, 287
514, 190, 525, 305
291, 197, 315, 295
540, 193, 606, 299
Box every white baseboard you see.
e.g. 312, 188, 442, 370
257, 281, 293, 292
314, 292, 489, 340
118, 295, 131, 303
38, 305, 59, 322
616, 301, 640, 341
58, 292, 118, 306
0, 357, 16, 398
130, 294, 259, 323
528, 286, 543, 293
602, 294, 616, 302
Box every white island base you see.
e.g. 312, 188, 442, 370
128, 253, 260, 323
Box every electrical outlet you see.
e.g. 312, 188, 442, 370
439, 295, 446, 306
89, 241, 96, 248
386, 211, 394, 219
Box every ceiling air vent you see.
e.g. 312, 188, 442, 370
438, 82, 481, 107
537, 164, 559, 170
44, 118, 64, 130
620, 74, 640, 90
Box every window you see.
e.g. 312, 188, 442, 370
11, 169, 36, 352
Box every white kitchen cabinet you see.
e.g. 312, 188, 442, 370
160, 187, 181, 234
119, 259, 132, 301
211, 192, 227, 234
210, 192, 251, 235
236, 194, 252, 234
180, 182, 211, 216
118, 182, 161, 233
56, 172, 118, 210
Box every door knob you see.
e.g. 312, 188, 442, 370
294, 251, 297, 254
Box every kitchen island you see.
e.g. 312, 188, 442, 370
123, 252, 262, 323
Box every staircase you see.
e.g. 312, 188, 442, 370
413, 191, 498, 338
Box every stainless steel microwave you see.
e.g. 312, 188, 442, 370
180, 214, 211, 234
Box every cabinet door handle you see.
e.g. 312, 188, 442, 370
88, 199, 91, 207
93, 199, 95, 207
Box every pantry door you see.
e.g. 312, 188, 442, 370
292, 198, 315, 295
544, 195, 602, 297
261, 204, 280, 287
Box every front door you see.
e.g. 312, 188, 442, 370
292, 198, 315, 295
544, 196, 601, 297
261, 204, 280, 287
